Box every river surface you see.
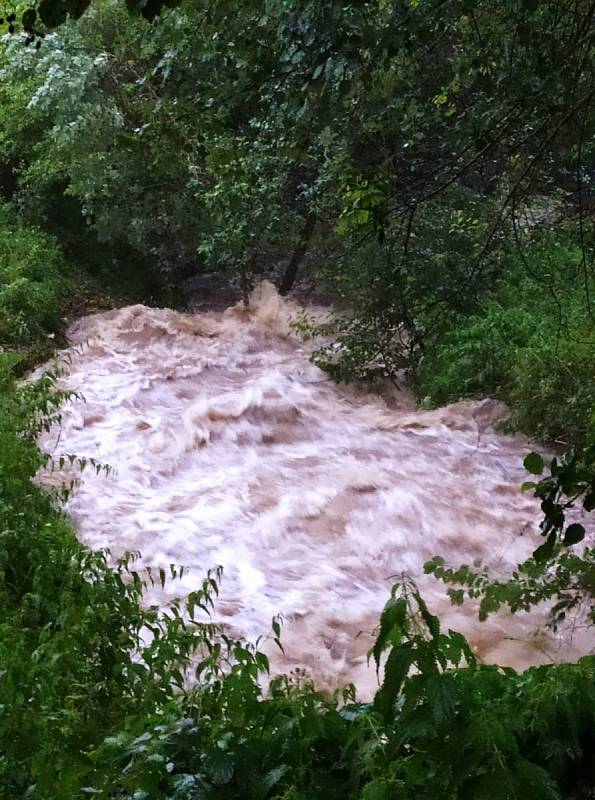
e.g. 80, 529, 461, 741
42, 283, 592, 695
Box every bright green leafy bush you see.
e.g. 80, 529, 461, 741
508, 332, 594, 448
0, 203, 66, 363
416, 238, 595, 446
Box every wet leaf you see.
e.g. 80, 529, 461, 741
524, 452, 544, 475
563, 523, 585, 546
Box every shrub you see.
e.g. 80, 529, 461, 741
0, 362, 220, 797
508, 330, 594, 447
0, 203, 66, 364
416, 303, 537, 405
416, 237, 595, 446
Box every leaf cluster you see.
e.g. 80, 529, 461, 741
426, 434, 595, 630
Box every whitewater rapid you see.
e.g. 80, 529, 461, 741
41, 283, 592, 695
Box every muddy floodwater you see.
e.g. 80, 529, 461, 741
41, 283, 593, 696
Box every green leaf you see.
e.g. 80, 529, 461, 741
372, 596, 408, 670
205, 752, 234, 785
261, 765, 289, 794
524, 452, 544, 475
426, 674, 458, 724
563, 523, 585, 546
447, 588, 465, 606
533, 531, 557, 563
38, 1, 68, 28
361, 780, 392, 800
414, 591, 440, 638
22, 8, 37, 31
374, 642, 415, 719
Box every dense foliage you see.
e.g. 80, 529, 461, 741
0, 0, 593, 442
0, 202, 65, 363
0, 365, 594, 799
0, 1, 594, 798
415, 235, 595, 446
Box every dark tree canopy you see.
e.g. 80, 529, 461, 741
0, 0, 178, 32
0, 1, 594, 798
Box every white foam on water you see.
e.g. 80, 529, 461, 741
40, 282, 593, 696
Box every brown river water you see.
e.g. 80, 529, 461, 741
41, 283, 593, 696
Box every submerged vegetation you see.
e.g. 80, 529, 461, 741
0, 0, 594, 797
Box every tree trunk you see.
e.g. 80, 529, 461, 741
278, 212, 316, 296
